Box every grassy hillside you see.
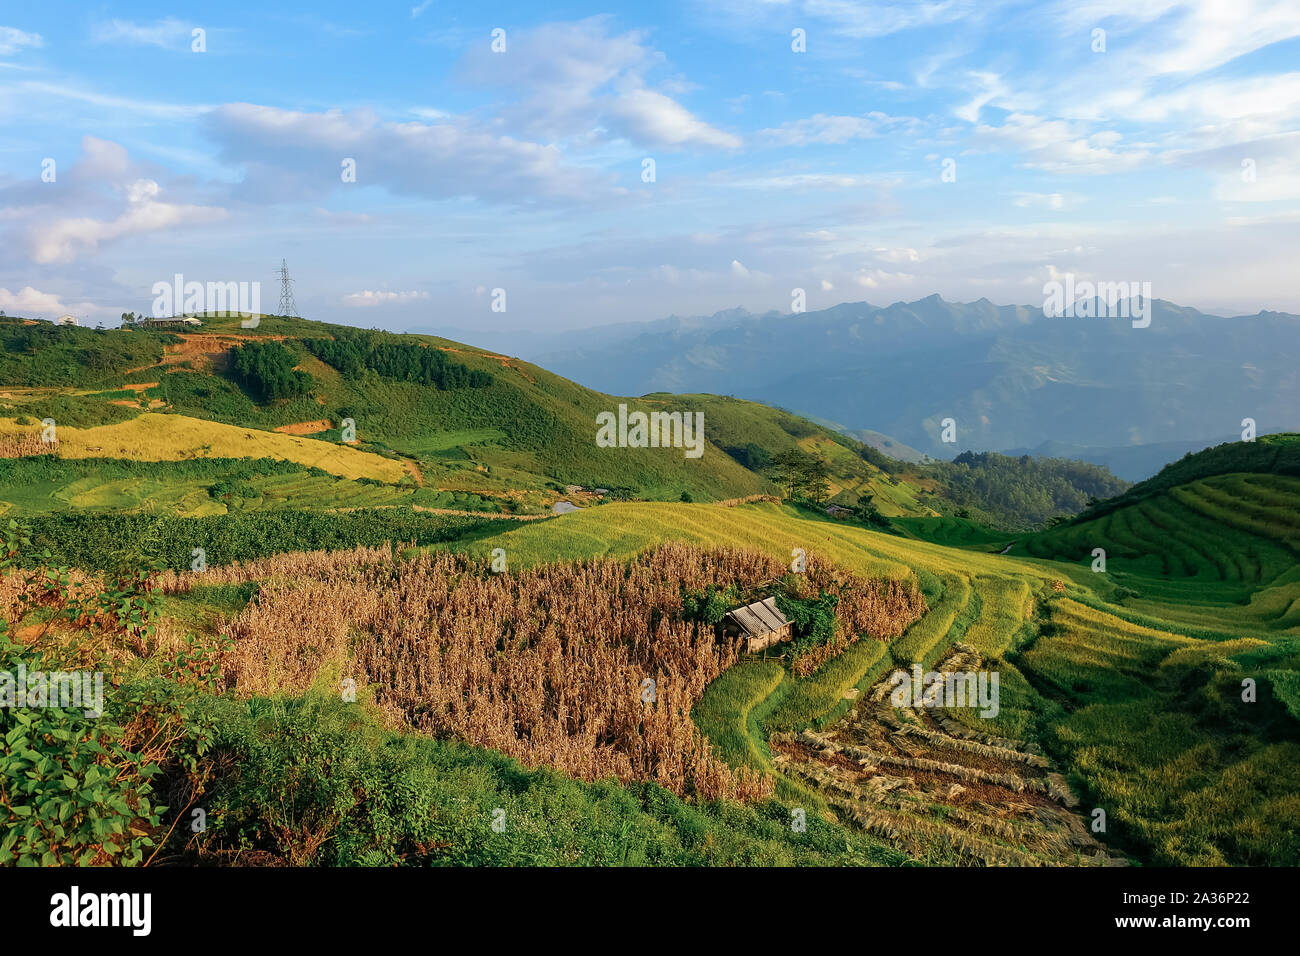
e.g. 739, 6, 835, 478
0, 314, 1123, 526
6, 314, 1293, 868
0, 315, 863, 509
1020, 435, 1300, 638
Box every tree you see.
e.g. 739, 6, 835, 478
230, 341, 312, 402
803, 457, 830, 504
767, 450, 830, 503
769, 450, 809, 498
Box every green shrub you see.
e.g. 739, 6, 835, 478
775, 589, 839, 657
305, 332, 492, 390
0, 521, 222, 866
23, 509, 515, 571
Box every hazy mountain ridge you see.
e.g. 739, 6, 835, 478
515, 296, 1300, 478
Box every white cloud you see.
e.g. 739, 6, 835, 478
458, 17, 738, 150
0, 26, 42, 55
1013, 191, 1074, 210
15, 136, 228, 264
606, 89, 741, 149
854, 268, 914, 289
11, 81, 210, 120
954, 72, 1007, 123
758, 112, 914, 145
1052, 0, 1300, 78
205, 103, 614, 204
90, 18, 194, 50
971, 113, 1150, 174
1214, 160, 1300, 202
341, 290, 430, 307
30, 179, 227, 263
0, 286, 104, 319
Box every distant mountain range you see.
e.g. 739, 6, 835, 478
438, 296, 1300, 481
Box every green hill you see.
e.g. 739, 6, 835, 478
3, 313, 1298, 868
0, 313, 1123, 525
1021, 434, 1300, 637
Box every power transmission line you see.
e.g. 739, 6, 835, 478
277, 259, 298, 317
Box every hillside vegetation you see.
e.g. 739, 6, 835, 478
458, 498, 1298, 865
0, 314, 1121, 527
1022, 434, 1300, 639
4, 313, 1294, 869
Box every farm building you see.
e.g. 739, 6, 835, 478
139, 316, 203, 327
825, 503, 852, 519
722, 597, 793, 653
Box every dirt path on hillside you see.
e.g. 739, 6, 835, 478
437, 346, 536, 382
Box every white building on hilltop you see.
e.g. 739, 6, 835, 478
55, 314, 79, 326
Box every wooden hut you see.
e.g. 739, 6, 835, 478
723, 597, 793, 653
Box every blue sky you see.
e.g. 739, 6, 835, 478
2, 1, 1299, 332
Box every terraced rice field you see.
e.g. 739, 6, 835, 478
1014, 598, 1298, 866
455, 498, 1297, 865
894, 515, 1017, 550
0, 413, 408, 482
772, 643, 1126, 866
1022, 473, 1300, 637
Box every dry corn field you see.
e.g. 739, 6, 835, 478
0, 431, 54, 458
182, 541, 925, 802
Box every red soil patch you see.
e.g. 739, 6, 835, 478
127, 333, 293, 374
273, 419, 332, 436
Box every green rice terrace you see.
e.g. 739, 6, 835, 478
1, 314, 1295, 868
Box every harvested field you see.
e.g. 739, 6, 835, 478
770, 642, 1129, 866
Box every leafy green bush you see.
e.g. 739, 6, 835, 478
722, 443, 773, 471
23, 509, 516, 571
0, 521, 222, 865
775, 590, 839, 657
681, 585, 735, 625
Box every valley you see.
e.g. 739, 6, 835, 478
1, 312, 1296, 868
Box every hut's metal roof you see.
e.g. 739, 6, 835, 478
724, 597, 790, 637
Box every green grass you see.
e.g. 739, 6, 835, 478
179, 692, 907, 866
894, 515, 1017, 549
764, 636, 891, 733
693, 660, 786, 775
